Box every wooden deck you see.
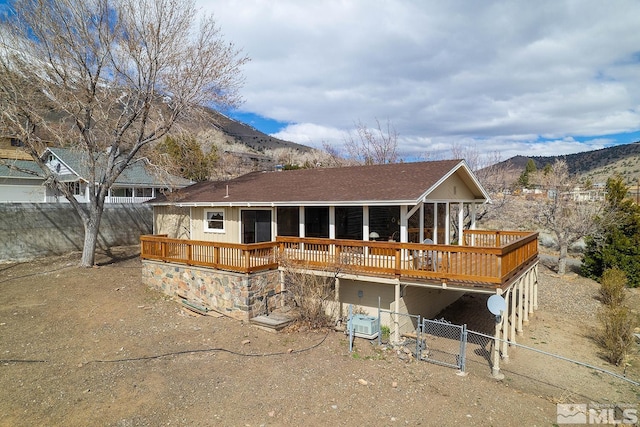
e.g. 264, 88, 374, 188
140, 230, 538, 290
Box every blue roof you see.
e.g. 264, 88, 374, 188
45, 147, 191, 187
0, 160, 44, 179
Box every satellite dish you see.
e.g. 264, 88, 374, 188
487, 295, 506, 316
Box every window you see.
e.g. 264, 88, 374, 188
277, 207, 299, 237
112, 187, 133, 197
305, 206, 329, 238
205, 209, 225, 232
241, 210, 272, 243
65, 181, 81, 196
10, 138, 23, 147
369, 206, 400, 241
135, 188, 153, 197
336, 206, 363, 240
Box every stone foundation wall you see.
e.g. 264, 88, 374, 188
142, 261, 282, 321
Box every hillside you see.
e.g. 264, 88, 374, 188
501, 142, 640, 185
180, 107, 312, 154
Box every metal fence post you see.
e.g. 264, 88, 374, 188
415, 315, 421, 359
348, 304, 353, 353
377, 296, 381, 346
459, 324, 467, 372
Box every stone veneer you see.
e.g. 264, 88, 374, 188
142, 260, 282, 321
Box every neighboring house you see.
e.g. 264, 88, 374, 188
0, 147, 190, 203
0, 158, 47, 202
141, 160, 539, 358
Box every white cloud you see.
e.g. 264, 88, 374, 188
271, 123, 348, 149
197, 0, 640, 159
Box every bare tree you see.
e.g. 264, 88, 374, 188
344, 118, 399, 165
0, 0, 248, 266
447, 149, 519, 240
535, 160, 606, 275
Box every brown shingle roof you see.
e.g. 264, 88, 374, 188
150, 160, 480, 206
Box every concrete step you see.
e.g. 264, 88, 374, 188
250, 312, 295, 332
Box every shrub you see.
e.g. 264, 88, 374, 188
279, 256, 337, 329
597, 304, 635, 366
599, 267, 627, 306
582, 176, 640, 288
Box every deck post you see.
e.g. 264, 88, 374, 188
501, 287, 511, 360
529, 268, 536, 314
517, 276, 524, 335
523, 271, 530, 324
491, 314, 504, 379
533, 265, 539, 310
393, 282, 401, 343
510, 282, 517, 345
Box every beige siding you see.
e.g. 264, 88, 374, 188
337, 278, 464, 330
153, 206, 190, 239
338, 279, 395, 326
429, 171, 476, 200
190, 206, 240, 243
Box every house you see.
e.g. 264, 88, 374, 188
142, 160, 539, 355
149, 159, 487, 243
0, 147, 190, 203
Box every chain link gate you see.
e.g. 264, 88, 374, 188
418, 318, 467, 371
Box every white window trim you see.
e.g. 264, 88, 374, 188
204, 208, 225, 233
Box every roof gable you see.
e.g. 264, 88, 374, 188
43, 147, 190, 187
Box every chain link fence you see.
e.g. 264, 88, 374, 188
419, 318, 466, 370
467, 330, 639, 403
376, 307, 421, 358
352, 305, 639, 402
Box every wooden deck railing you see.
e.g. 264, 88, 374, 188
140, 235, 279, 273
140, 230, 538, 289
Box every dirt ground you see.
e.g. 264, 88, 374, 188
1, 246, 638, 426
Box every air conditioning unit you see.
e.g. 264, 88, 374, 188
349, 314, 379, 339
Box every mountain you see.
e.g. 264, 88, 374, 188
499, 142, 640, 185
182, 107, 312, 154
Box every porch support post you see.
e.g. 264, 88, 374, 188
458, 202, 464, 245
533, 265, 539, 310
501, 287, 510, 360
528, 268, 535, 316
399, 205, 408, 243
517, 275, 524, 335
523, 270, 530, 324
445, 203, 450, 244
363, 206, 370, 240
329, 206, 336, 239
393, 282, 401, 343
491, 304, 504, 379
470, 202, 477, 230
419, 203, 424, 242
433, 203, 438, 244
299, 206, 305, 237
510, 282, 517, 345
469, 202, 477, 246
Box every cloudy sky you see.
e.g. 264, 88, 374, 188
195, 0, 640, 162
